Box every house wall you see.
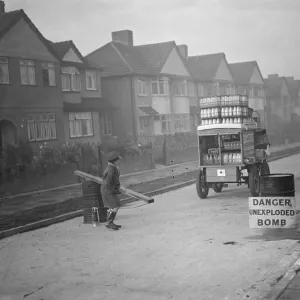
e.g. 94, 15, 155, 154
0, 18, 57, 62
0, 107, 64, 147
135, 77, 152, 107
160, 47, 190, 77
0, 58, 65, 146
63, 111, 101, 144
214, 58, 234, 82
102, 76, 136, 141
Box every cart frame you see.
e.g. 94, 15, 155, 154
196, 125, 270, 199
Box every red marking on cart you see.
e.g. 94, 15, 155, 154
217, 169, 226, 176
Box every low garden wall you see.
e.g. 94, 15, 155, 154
0, 140, 155, 197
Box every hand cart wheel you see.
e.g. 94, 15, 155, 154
196, 168, 209, 199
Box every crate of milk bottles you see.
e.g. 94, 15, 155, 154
220, 95, 248, 107
222, 153, 242, 165
200, 107, 221, 119
199, 97, 221, 108
203, 153, 221, 165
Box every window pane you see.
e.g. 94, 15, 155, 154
62, 74, 70, 90
27, 122, 35, 141
82, 120, 88, 135
159, 80, 164, 94
49, 68, 56, 86
69, 120, 76, 137
87, 119, 93, 135
49, 121, 57, 139
20, 66, 28, 85
0, 62, 9, 84
151, 81, 158, 94
28, 66, 36, 85
43, 69, 50, 86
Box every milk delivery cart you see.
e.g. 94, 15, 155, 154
196, 95, 270, 199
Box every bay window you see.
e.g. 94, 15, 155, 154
198, 84, 204, 97
161, 115, 171, 133
173, 114, 191, 132
61, 67, 81, 91
151, 78, 168, 95
69, 112, 93, 138
0, 57, 9, 84
27, 113, 56, 141
238, 86, 247, 95
249, 86, 254, 97
20, 60, 36, 85
189, 82, 196, 96
174, 80, 188, 96
139, 116, 150, 131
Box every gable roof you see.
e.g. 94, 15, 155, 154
229, 61, 265, 86
286, 77, 300, 100
186, 53, 228, 82
264, 75, 289, 99
0, 9, 60, 60
85, 40, 188, 77
48, 39, 102, 70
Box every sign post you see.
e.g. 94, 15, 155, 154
249, 197, 296, 228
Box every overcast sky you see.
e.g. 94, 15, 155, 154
6, 0, 300, 78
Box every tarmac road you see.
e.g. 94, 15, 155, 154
0, 154, 300, 300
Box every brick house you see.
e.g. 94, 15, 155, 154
0, 4, 65, 152
185, 51, 235, 126
228, 61, 266, 127
264, 74, 291, 143
48, 40, 115, 144
85, 30, 194, 141
286, 77, 300, 141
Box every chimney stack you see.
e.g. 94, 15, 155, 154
178, 44, 188, 58
268, 74, 279, 78
0, 1, 5, 16
112, 30, 133, 47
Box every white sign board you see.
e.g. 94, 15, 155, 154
249, 197, 296, 228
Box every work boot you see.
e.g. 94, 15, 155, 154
105, 221, 119, 230
110, 211, 121, 228
105, 211, 119, 230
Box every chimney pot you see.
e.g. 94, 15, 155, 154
178, 44, 188, 58
112, 30, 133, 47
0, 1, 5, 16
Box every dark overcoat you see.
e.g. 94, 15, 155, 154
101, 163, 121, 209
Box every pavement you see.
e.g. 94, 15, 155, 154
0, 154, 300, 300
0, 142, 299, 221
277, 274, 300, 300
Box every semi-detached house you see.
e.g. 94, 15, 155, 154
48, 40, 116, 144
0, 4, 65, 151
85, 30, 195, 142
0, 1, 115, 153
229, 61, 266, 128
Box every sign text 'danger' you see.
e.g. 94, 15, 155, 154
248, 197, 296, 229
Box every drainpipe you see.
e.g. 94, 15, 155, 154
130, 76, 138, 142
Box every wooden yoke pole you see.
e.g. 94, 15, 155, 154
74, 170, 154, 204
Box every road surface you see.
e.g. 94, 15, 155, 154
0, 154, 300, 300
